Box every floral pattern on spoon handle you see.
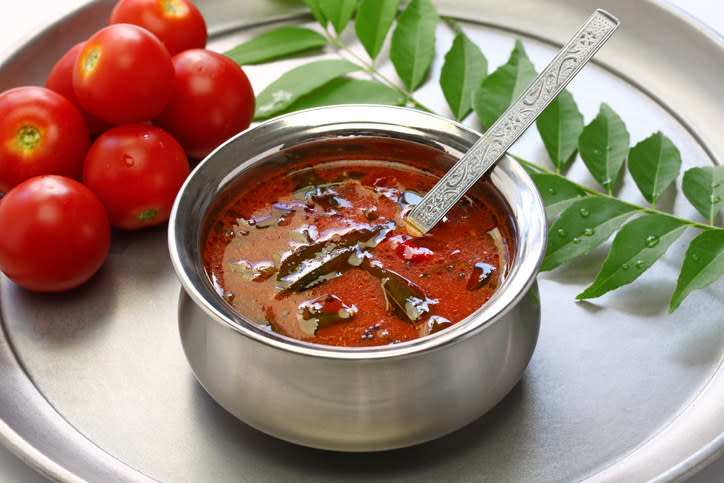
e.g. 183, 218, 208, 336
406, 9, 620, 235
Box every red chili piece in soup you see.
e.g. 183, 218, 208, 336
203, 158, 513, 347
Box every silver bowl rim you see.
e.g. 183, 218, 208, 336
168, 104, 547, 361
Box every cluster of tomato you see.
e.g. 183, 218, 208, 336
0, 0, 255, 293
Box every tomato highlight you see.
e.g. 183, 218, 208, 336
82, 124, 190, 230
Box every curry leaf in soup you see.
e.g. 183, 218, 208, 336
576, 214, 687, 300
472, 40, 538, 130
254, 60, 362, 120
535, 89, 584, 171
364, 262, 431, 324
682, 166, 724, 224
440, 31, 487, 121
287, 78, 405, 111
578, 103, 630, 194
299, 294, 358, 334
355, 0, 401, 60
318, 0, 358, 35
389, 0, 440, 91
670, 229, 724, 312
277, 225, 391, 292
627, 131, 682, 208
223, 27, 328, 65
541, 196, 637, 271
529, 173, 587, 219
302, 0, 328, 26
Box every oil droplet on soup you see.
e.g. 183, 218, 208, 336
202, 158, 514, 347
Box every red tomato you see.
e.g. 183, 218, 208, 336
45, 41, 112, 135
73, 24, 174, 124
82, 124, 190, 229
0, 86, 90, 194
0, 175, 110, 292
153, 49, 254, 159
109, 0, 207, 56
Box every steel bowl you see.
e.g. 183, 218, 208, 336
168, 105, 547, 452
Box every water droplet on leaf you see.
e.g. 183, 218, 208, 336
572, 237, 582, 244
557, 228, 567, 237
621, 263, 630, 270
583, 228, 594, 236
645, 235, 659, 248
579, 208, 590, 217
635, 260, 645, 269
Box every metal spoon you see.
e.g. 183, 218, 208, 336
405, 8, 620, 235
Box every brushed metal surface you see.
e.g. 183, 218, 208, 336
0, 0, 722, 481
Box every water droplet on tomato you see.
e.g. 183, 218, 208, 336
122, 154, 134, 167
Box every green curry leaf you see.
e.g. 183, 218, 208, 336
355, 0, 401, 60
682, 166, 724, 224
439, 31, 487, 121
224, 27, 328, 65
670, 229, 724, 312
627, 131, 682, 207
541, 196, 637, 271
530, 173, 588, 219
472, 40, 537, 130
535, 89, 584, 172
577, 103, 630, 194
303, 0, 328, 26
389, 0, 440, 91
254, 60, 361, 120
318, 0, 358, 35
287, 77, 405, 111
577, 214, 687, 300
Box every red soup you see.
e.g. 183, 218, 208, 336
202, 140, 515, 347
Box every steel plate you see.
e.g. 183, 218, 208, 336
0, 0, 722, 481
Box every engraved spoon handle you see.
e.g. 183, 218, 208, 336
405, 9, 619, 235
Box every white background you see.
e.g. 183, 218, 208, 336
0, 0, 721, 481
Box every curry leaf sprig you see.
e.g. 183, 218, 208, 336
223, 0, 724, 313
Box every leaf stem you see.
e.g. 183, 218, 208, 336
514, 155, 721, 232
441, 16, 464, 35
325, 34, 435, 112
